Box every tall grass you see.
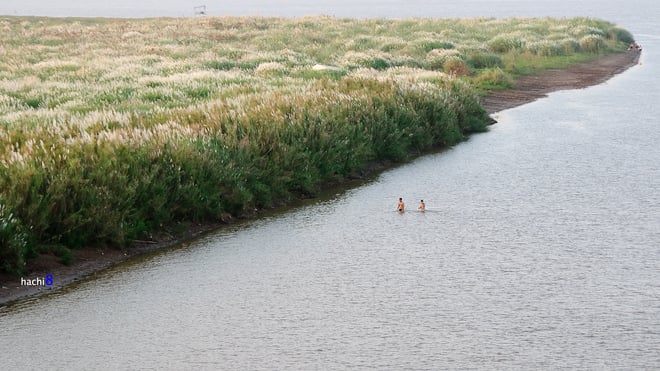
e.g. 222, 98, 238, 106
0, 16, 633, 274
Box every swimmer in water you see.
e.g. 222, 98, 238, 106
397, 197, 405, 212
418, 199, 425, 211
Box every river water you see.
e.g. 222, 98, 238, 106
1, 1, 659, 370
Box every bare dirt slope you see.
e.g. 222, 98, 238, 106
481, 51, 641, 114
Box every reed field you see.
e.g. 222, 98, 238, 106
0, 16, 632, 274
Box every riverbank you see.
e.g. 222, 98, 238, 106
481, 49, 641, 114
0, 49, 642, 307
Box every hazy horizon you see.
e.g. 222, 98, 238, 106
0, 0, 649, 21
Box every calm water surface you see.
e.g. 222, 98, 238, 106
1, 1, 659, 369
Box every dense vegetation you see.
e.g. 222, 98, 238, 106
0, 16, 632, 274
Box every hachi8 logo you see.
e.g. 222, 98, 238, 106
20, 274, 54, 287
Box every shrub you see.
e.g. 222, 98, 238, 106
572, 25, 606, 37
474, 67, 514, 89
579, 34, 606, 53
468, 53, 504, 69
0, 204, 32, 275
206, 60, 235, 70
425, 49, 463, 71
528, 41, 565, 57
607, 27, 634, 44
488, 34, 524, 53
348, 37, 378, 51
560, 38, 581, 54
443, 56, 471, 76
380, 42, 406, 53
97, 87, 137, 105
24, 96, 43, 109
418, 40, 454, 53
367, 58, 391, 70
184, 87, 212, 100
141, 90, 172, 103
255, 62, 288, 76
342, 51, 393, 70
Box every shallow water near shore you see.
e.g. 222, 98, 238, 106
2, 1, 660, 369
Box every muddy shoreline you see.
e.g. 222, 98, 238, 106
481, 51, 641, 114
0, 50, 641, 307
